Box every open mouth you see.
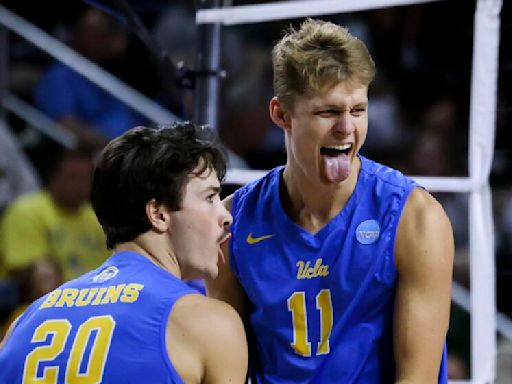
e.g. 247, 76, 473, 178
320, 144, 352, 157
217, 232, 231, 265
218, 232, 231, 245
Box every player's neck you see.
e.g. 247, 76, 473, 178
281, 159, 359, 233
114, 236, 182, 279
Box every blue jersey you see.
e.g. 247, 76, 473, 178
0, 251, 197, 383
230, 156, 448, 383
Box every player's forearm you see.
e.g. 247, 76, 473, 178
395, 355, 442, 384
395, 372, 439, 384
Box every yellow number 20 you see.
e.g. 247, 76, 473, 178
287, 289, 333, 357
23, 315, 115, 383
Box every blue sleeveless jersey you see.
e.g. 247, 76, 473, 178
0, 251, 196, 383
230, 156, 448, 383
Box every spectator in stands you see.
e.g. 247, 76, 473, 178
0, 121, 40, 319
2, 259, 63, 332
0, 145, 109, 281
34, 7, 146, 149
0, 121, 39, 215
447, 353, 469, 380
218, 45, 283, 170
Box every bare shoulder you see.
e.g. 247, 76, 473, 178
396, 187, 454, 271
393, 188, 454, 381
170, 293, 245, 336
398, 187, 452, 239
166, 293, 247, 383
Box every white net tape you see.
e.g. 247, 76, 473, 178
198, 0, 503, 382
197, 0, 444, 25
225, 171, 480, 193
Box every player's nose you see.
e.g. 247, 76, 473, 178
333, 112, 355, 135
219, 205, 233, 229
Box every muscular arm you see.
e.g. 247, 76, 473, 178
205, 194, 248, 320
167, 295, 248, 384
394, 188, 454, 383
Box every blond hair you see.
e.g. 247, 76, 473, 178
272, 19, 376, 109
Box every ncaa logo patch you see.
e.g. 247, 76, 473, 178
356, 219, 380, 245
93, 266, 119, 283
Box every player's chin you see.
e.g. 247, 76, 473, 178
200, 259, 220, 280
207, 267, 219, 280
199, 268, 218, 282
182, 259, 218, 281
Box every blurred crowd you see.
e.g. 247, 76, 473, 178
0, 0, 510, 381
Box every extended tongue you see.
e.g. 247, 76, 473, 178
322, 154, 351, 183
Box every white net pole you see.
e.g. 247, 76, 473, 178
468, 0, 502, 381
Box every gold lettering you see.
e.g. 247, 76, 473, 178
120, 283, 144, 303
313, 259, 322, 274
76, 288, 98, 307
296, 261, 305, 279
39, 284, 145, 308
319, 265, 329, 277
296, 259, 329, 279
39, 289, 62, 309
101, 284, 126, 304
91, 287, 108, 305
55, 289, 79, 307
302, 261, 311, 278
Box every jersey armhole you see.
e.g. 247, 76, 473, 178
160, 291, 197, 384
390, 184, 421, 268
229, 188, 247, 280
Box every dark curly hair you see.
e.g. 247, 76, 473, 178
91, 122, 226, 249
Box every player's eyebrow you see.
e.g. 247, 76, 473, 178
206, 185, 222, 194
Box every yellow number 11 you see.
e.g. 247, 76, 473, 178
287, 289, 333, 357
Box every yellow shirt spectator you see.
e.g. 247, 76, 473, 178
0, 191, 109, 280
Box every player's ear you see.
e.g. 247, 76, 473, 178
145, 199, 171, 233
269, 96, 291, 131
